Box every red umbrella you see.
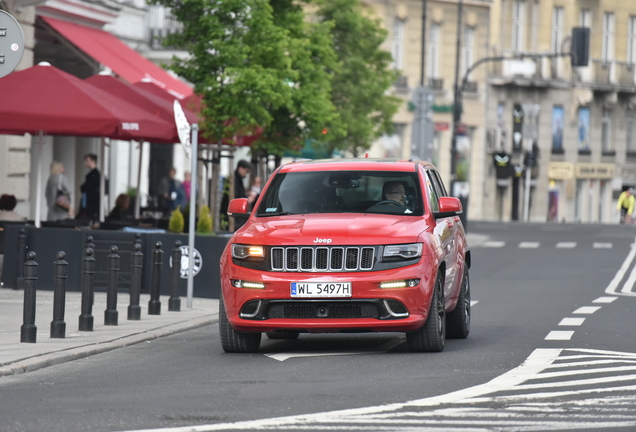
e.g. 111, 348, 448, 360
85, 74, 200, 142
0, 64, 177, 142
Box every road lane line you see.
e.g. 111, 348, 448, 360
519, 242, 540, 248
559, 318, 585, 326
593, 296, 618, 303
605, 238, 636, 297
594, 242, 613, 249
483, 241, 505, 248
556, 242, 577, 248
573, 306, 601, 314
545, 331, 574, 341
470, 300, 479, 306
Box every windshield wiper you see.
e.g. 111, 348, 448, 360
257, 211, 295, 217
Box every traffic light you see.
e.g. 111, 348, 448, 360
571, 27, 590, 67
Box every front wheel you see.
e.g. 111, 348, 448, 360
446, 267, 471, 339
219, 297, 261, 353
406, 271, 446, 352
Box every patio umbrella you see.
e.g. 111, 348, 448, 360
0, 64, 177, 142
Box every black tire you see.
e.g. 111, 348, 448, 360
266, 331, 300, 340
219, 297, 261, 353
406, 271, 446, 352
447, 267, 471, 339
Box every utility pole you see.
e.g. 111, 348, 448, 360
450, 0, 466, 226
420, 0, 428, 87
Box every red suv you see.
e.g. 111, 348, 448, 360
219, 159, 471, 353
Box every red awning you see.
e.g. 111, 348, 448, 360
40, 16, 193, 99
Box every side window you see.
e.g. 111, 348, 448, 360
426, 172, 440, 212
431, 171, 448, 197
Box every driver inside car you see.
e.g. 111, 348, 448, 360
383, 181, 407, 206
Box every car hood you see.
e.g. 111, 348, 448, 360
234, 214, 429, 246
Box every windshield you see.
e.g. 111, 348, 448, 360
256, 170, 424, 216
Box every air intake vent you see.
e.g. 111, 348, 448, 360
270, 246, 376, 272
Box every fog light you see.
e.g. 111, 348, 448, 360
232, 280, 265, 289
380, 279, 420, 289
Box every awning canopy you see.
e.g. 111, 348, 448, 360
40, 16, 193, 99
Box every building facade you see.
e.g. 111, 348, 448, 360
484, 0, 636, 223
364, 0, 493, 220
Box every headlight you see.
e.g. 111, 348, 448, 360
383, 243, 422, 260
232, 244, 264, 260
232, 280, 265, 289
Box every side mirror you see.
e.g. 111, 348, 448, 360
433, 197, 463, 219
228, 198, 250, 219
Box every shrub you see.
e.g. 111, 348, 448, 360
168, 206, 185, 233
196, 205, 213, 235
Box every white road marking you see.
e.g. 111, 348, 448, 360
556, 242, 576, 248
593, 296, 618, 303
470, 300, 478, 306
545, 331, 574, 341
558, 317, 585, 326
118, 348, 636, 431
593, 242, 613, 249
573, 306, 601, 314
518, 242, 540, 248
605, 238, 636, 297
265, 337, 406, 362
482, 241, 505, 248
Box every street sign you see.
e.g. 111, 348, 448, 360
173, 100, 191, 157
0, 11, 25, 79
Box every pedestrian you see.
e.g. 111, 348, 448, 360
77, 153, 101, 220
106, 193, 131, 222
616, 188, 635, 224
45, 161, 74, 221
0, 194, 26, 221
233, 160, 252, 230
157, 167, 186, 214
183, 171, 192, 202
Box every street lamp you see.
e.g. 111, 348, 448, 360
451, 0, 467, 229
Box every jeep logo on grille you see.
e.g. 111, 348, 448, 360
313, 238, 332, 244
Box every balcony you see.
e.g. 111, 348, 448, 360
592, 60, 616, 85
394, 75, 408, 89
148, 6, 183, 50
618, 63, 636, 86
429, 78, 444, 90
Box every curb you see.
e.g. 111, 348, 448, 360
0, 315, 218, 377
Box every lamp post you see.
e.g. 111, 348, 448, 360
420, 0, 427, 87
451, 0, 467, 229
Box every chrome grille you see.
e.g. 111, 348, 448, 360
270, 246, 375, 272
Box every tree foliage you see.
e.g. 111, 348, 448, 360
316, 0, 401, 156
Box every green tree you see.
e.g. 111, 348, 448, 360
316, 0, 401, 156
252, 0, 342, 158
150, 0, 295, 143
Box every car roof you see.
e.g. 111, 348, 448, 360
278, 158, 436, 173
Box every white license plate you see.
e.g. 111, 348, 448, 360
290, 282, 352, 298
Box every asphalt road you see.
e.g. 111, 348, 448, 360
2, 222, 636, 432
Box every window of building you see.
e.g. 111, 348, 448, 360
578, 107, 591, 152
627, 111, 636, 153
552, 106, 564, 153
427, 23, 440, 78
601, 108, 612, 153
579, 9, 592, 28
551, 7, 564, 54
462, 26, 475, 80
512, 0, 525, 52
602, 12, 615, 63
629, 16, 636, 64
391, 18, 405, 70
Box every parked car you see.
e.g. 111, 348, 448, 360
219, 159, 471, 353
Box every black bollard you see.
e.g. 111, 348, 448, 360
79, 248, 95, 331
148, 242, 163, 315
169, 241, 182, 312
20, 252, 38, 343
128, 243, 143, 320
134, 233, 141, 246
86, 235, 95, 250
50, 251, 68, 339
104, 246, 120, 326
14, 228, 27, 290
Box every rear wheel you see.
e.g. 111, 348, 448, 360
406, 271, 446, 352
447, 267, 471, 339
219, 297, 261, 353
266, 331, 300, 340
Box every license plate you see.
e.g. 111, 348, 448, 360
290, 282, 352, 298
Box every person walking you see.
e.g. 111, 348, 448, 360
78, 153, 101, 220
616, 188, 635, 224
45, 161, 74, 221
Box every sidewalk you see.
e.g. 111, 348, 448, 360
0, 288, 219, 377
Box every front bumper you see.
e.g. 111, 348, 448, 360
220, 257, 437, 333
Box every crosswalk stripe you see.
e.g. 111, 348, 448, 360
559, 317, 585, 326
573, 306, 602, 314
593, 296, 618, 303
545, 330, 574, 340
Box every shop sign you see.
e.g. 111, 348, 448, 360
434, 122, 449, 131
575, 163, 615, 179
548, 162, 574, 180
